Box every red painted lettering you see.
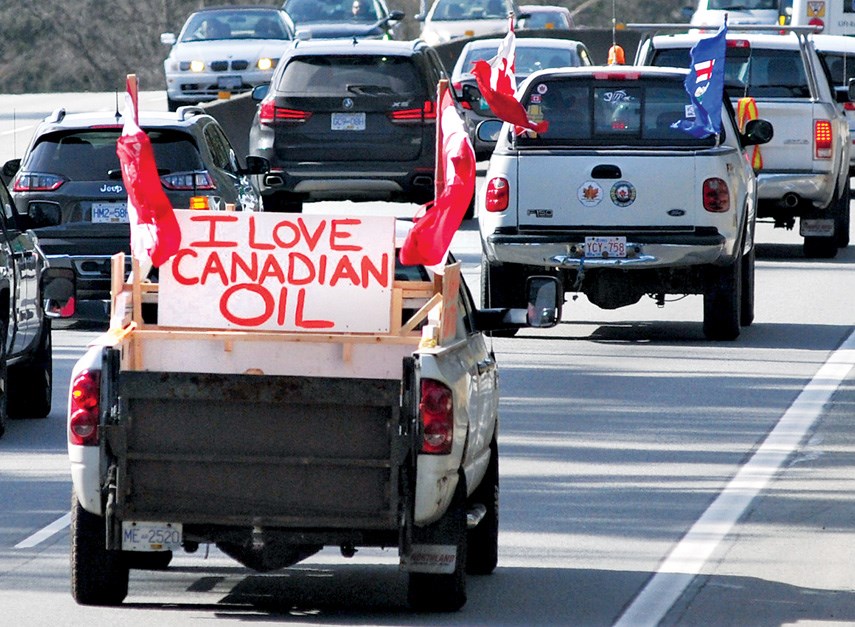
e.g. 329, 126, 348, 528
272, 220, 300, 248
277, 286, 288, 326
297, 218, 327, 251
171, 249, 199, 285
189, 214, 239, 247
258, 254, 285, 283
287, 252, 315, 285
219, 283, 274, 327
361, 253, 390, 288
248, 215, 275, 250
230, 252, 258, 283
199, 252, 229, 285
329, 218, 362, 251
295, 288, 334, 329
329, 255, 360, 287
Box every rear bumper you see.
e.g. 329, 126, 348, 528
259, 165, 435, 202
482, 229, 731, 269
756, 171, 835, 208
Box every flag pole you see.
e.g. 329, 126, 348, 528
126, 74, 139, 126
434, 79, 448, 202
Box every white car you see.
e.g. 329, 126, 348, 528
811, 33, 855, 176
417, 0, 522, 47
689, 0, 783, 30
517, 4, 575, 30
161, 6, 295, 111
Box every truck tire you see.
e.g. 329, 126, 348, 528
124, 550, 172, 570
480, 259, 527, 338
703, 257, 742, 341
740, 246, 755, 328
408, 474, 468, 612
466, 436, 498, 575
0, 319, 7, 439
8, 319, 51, 418
836, 188, 850, 248
803, 235, 838, 258
70, 492, 129, 606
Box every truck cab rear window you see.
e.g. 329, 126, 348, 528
517, 78, 719, 147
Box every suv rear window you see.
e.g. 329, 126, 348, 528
518, 77, 719, 148
25, 130, 205, 181
277, 55, 425, 97
651, 47, 809, 98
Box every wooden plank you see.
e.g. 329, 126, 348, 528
400, 292, 442, 336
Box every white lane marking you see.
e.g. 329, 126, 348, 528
614, 329, 855, 627
14, 513, 70, 549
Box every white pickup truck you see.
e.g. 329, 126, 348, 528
67, 212, 560, 611
478, 65, 772, 340
636, 25, 851, 257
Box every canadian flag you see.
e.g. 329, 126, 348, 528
115, 75, 181, 267
470, 20, 548, 135
399, 84, 476, 268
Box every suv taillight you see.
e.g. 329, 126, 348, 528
702, 177, 730, 212
815, 119, 833, 159
259, 98, 312, 125
13, 173, 65, 192
69, 370, 100, 446
419, 379, 453, 455
388, 100, 437, 123
160, 171, 216, 191
484, 177, 509, 212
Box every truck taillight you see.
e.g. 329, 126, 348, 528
69, 370, 100, 446
485, 177, 509, 212
419, 379, 453, 455
702, 177, 730, 212
815, 119, 833, 159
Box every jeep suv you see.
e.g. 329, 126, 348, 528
249, 38, 448, 212
3, 106, 268, 317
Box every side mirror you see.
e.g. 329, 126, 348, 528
160, 32, 176, 46
41, 258, 76, 318
742, 118, 773, 147
461, 83, 482, 105
848, 78, 855, 102
388, 10, 405, 21
252, 84, 270, 102
241, 155, 270, 175
2, 159, 20, 180
476, 119, 503, 143
525, 276, 562, 328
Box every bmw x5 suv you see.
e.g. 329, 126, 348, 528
249, 38, 448, 212
2, 106, 268, 318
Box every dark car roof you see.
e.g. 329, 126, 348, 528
287, 38, 426, 56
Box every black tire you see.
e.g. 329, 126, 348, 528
703, 257, 742, 341
0, 318, 7, 439
408, 474, 468, 612
740, 246, 755, 328
463, 194, 475, 221
70, 492, 129, 606
836, 187, 851, 248
166, 97, 181, 112
803, 235, 838, 259
8, 319, 52, 418
480, 259, 527, 338
124, 550, 172, 570
466, 436, 498, 575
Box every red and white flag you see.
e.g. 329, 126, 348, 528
399, 86, 475, 268
470, 19, 548, 135
115, 76, 181, 268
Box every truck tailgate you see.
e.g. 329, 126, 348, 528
743, 101, 815, 171
106, 369, 413, 530
517, 152, 699, 228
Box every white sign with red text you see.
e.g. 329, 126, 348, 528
158, 211, 395, 333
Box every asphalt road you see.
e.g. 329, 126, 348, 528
0, 92, 853, 626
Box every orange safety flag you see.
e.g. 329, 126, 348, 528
608, 45, 625, 65
737, 97, 763, 170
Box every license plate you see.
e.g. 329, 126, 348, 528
331, 112, 366, 131
799, 218, 835, 237
91, 202, 128, 223
217, 76, 242, 90
121, 521, 182, 552
585, 236, 627, 258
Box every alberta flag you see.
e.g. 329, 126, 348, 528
679, 20, 727, 138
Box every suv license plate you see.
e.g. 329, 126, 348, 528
121, 521, 182, 552
91, 202, 128, 223
799, 218, 834, 237
331, 112, 366, 131
585, 236, 627, 258
217, 76, 242, 90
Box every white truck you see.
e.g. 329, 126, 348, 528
477, 65, 772, 340
636, 25, 852, 256
67, 212, 560, 611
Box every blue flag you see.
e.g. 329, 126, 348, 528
678, 21, 728, 138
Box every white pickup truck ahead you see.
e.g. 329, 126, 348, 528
478, 65, 772, 340
67, 212, 560, 611
636, 26, 851, 257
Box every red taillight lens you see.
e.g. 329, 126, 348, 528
843, 102, 855, 111
419, 379, 453, 455
69, 370, 100, 446
13, 173, 65, 192
388, 100, 436, 123
703, 177, 730, 213
485, 177, 509, 212
815, 119, 833, 158
160, 171, 216, 191
259, 98, 312, 125
727, 39, 751, 49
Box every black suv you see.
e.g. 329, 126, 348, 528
3, 106, 268, 317
249, 38, 447, 212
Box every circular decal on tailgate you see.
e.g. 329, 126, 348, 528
578, 181, 604, 206
610, 181, 636, 207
